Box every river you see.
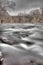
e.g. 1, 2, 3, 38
0, 23, 43, 65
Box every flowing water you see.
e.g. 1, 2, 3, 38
0, 23, 43, 65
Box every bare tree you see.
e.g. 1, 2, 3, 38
0, 0, 16, 11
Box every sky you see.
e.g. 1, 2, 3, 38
0, 0, 43, 16
14, 0, 43, 11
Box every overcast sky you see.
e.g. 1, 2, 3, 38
8, 0, 43, 15
1, 0, 43, 16
14, 0, 43, 11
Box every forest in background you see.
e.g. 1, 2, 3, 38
0, 8, 43, 23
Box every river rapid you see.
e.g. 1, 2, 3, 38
0, 23, 43, 65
